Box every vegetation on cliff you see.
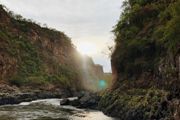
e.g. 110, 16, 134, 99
99, 0, 180, 119
0, 5, 83, 90
111, 0, 179, 84
0, 4, 108, 92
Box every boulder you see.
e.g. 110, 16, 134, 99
60, 98, 70, 105
60, 92, 100, 110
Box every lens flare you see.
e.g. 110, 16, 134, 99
98, 80, 107, 89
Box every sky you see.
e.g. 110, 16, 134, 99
0, 0, 123, 72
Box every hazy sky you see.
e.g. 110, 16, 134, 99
0, 0, 123, 72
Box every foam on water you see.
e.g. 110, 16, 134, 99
0, 98, 117, 120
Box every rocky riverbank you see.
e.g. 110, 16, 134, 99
0, 92, 62, 105
0, 84, 73, 105
60, 91, 101, 110
0, 84, 101, 110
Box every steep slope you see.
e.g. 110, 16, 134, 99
0, 5, 82, 91
0, 5, 107, 93
99, 0, 180, 119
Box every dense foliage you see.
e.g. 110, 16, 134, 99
112, 0, 179, 81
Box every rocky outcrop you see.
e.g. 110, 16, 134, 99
60, 92, 100, 110
0, 83, 72, 105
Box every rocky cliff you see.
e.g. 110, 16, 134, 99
0, 4, 83, 91
80, 55, 106, 91
99, 0, 180, 119
110, 0, 179, 90
0, 5, 104, 93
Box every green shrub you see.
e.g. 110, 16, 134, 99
99, 88, 171, 120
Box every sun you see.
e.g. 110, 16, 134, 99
76, 42, 97, 55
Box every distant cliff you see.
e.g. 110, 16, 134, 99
80, 55, 106, 91
0, 5, 104, 92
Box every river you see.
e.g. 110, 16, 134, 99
0, 98, 117, 120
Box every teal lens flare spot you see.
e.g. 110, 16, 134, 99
98, 80, 107, 89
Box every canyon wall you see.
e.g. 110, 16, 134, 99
0, 5, 104, 92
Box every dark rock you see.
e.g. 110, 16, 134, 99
70, 99, 80, 106
78, 93, 100, 109
60, 98, 70, 105
60, 92, 100, 110
0, 91, 63, 105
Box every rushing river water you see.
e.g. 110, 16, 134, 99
0, 98, 117, 120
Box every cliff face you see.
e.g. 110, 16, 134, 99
0, 5, 103, 92
0, 5, 107, 92
110, 0, 179, 90
80, 55, 106, 91
99, 0, 180, 119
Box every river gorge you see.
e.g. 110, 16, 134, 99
0, 98, 117, 120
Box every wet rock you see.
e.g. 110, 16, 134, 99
61, 92, 100, 110
60, 98, 70, 105
78, 93, 100, 109
70, 99, 80, 106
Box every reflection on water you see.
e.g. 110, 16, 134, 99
0, 98, 117, 120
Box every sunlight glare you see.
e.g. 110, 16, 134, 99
76, 42, 97, 55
